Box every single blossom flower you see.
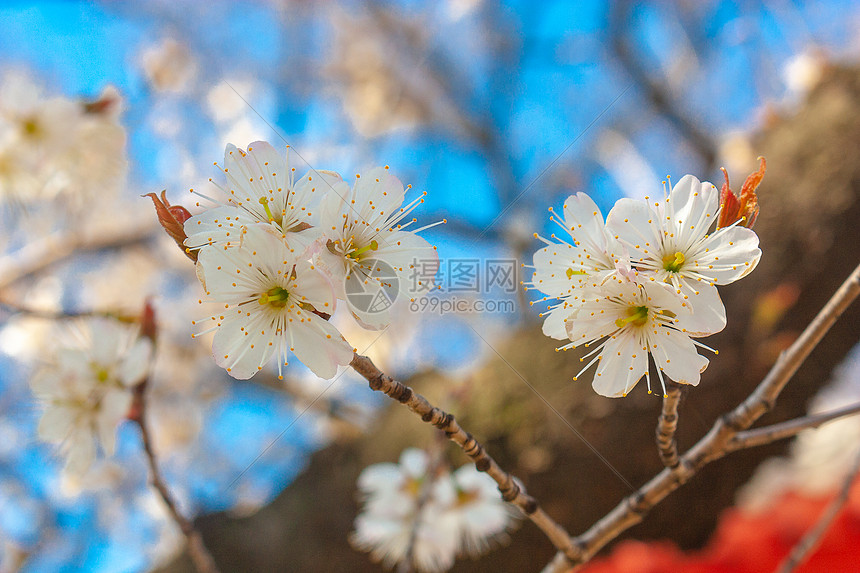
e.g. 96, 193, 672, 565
314, 166, 441, 329
527, 192, 629, 340
184, 141, 344, 255
193, 223, 353, 380
350, 449, 521, 572
559, 276, 715, 398
605, 174, 761, 335
29, 319, 152, 474
351, 448, 459, 573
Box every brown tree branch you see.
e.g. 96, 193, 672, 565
775, 447, 860, 573
727, 402, 860, 452
0, 300, 139, 323
655, 382, 683, 468
132, 381, 220, 573
349, 353, 580, 563
0, 220, 157, 291
540, 261, 860, 572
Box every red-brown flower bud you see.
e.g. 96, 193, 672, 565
143, 190, 197, 262
140, 298, 158, 343
717, 157, 765, 229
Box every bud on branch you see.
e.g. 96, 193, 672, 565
143, 191, 197, 262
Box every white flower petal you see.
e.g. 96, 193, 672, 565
605, 198, 660, 263
37, 404, 75, 443
694, 225, 762, 284
675, 281, 726, 336
541, 300, 575, 340
211, 314, 277, 380
63, 429, 96, 476
88, 319, 121, 366
184, 205, 252, 249
352, 167, 407, 223
649, 325, 709, 386
286, 310, 354, 379
292, 259, 337, 315
592, 331, 648, 397
118, 338, 152, 387
399, 448, 429, 478
97, 389, 132, 456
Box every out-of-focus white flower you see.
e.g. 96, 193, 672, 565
351, 448, 520, 572
606, 174, 761, 335
783, 50, 825, 97
140, 38, 198, 94
29, 319, 152, 475
185, 141, 340, 255
314, 167, 440, 329
0, 74, 126, 204
192, 223, 353, 380
0, 72, 81, 159
448, 464, 520, 557
206, 79, 257, 124
559, 277, 712, 397
527, 192, 629, 340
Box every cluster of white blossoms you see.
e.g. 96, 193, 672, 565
0, 72, 126, 204
528, 174, 762, 398
29, 319, 152, 475
350, 448, 521, 573
182, 141, 440, 380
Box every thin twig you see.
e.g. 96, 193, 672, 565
656, 382, 683, 468
540, 261, 860, 572
775, 447, 860, 573
0, 300, 139, 323
728, 402, 860, 452
349, 353, 580, 563
132, 381, 220, 573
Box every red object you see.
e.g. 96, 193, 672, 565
718, 157, 765, 230
580, 477, 860, 573
143, 190, 196, 261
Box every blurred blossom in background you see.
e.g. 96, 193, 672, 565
0, 1, 858, 571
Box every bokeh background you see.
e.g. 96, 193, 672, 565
1, 1, 860, 572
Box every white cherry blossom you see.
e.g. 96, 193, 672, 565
314, 166, 440, 329
193, 223, 353, 380
560, 276, 717, 398
184, 141, 344, 255
29, 319, 152, 474
527, 192, 629, 340
605, 174, 762, 335
351, 449, 520, 572
351, 448, 459, 573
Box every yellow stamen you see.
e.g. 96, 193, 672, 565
258, 197, 276, 222
615, 305, 649, 328
348, 239, 379, 260
258, 286, 290, 308
662, 251, 685, 273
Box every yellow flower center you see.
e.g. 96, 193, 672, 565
662, 251, 685, 273
258, 286, 290, 308
615, 305, 649, 328
258, 197, 280, 225
347, 239, 379, 261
